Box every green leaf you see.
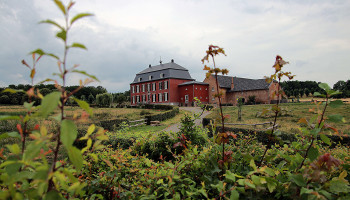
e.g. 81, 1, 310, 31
328, 114, 345, 123
0, 115, 20, 121
6, 144, 21, 154
60, 120, 78, 148
328, 90, 342, 97
71, 70, 99, 81
73, 98, 93, 116
70, 13, 93, 25
46, 53, 60, 60
313, 92, 325, 98
225, 170, 236, 182
329, 100, 344, 108
44, 190, 64, 200
39, 19, 64, 30
56, 30, 67, 41
23, 142, 44, 161
319, 83, 331, 93
329, 179, 350, 193
37, 92, 61, 118
320, 134, 331, 146
31, 49, 46, 56
53, 0, 66, 15
0, 132, 20, 140
67, 146, 83, 171
249, 159, 257, 171
70, 43, 87, 50
307, 147, 319, 161
290, 174, 306, 187
230, 189, 239, 200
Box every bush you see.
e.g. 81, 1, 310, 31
145, 107, 179, 124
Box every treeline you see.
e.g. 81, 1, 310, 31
0, 84, 130, 106
281, 80, 350, 98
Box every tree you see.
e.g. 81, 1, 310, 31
88, 93, 95, 104
96, 93, 113, 107
116, 94, 126, 105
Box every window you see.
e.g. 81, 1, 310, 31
160, 73, 164, 78
132, 86, 135, 93
185, 95, 189, 103
164, 81, 168, 89
152, 83, 156, 91
212, 97, 215, 101
164, 93, 168, 101
138, 77, 142, 82
149, 75, 153, 80
185, 88, 187, 91
136, 95, 140, 103
152, 94, 156, 102
159, 93, 162, 102
147, 83, 150, 92
142, 94, 146, 102
148, 94, 150, 102
132, 96, 135, 104
200, 88, 201, 90
212, 87, 214, 92
206, 88, 207, 90
159, 82, 163, 90
136, 85, 139, 93
196, 87, 197, 90
142, 84, 145, 92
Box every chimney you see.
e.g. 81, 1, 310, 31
171, 59, 174, 63
231, 77, 234, 90
149, 64, 151, 68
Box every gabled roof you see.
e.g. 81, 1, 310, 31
213, 75, 270, 92
178, 81, 209, 86
132, 61, 194, 84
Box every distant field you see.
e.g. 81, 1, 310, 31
206, 102, 350, 135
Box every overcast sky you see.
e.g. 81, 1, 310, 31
1, 0, 349, 92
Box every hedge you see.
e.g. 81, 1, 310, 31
203, 118, 350, 147
145, 107, 179, 125
98, 118, 129, 131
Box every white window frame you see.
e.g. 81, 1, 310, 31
212, 87, 214, 92
142, 84, 145, 92
152, 94, 156, 102
138, 77, 142, 82
149, 75, 152, 80
152, 83, 156, 91
159, 82, 162, 90
164, 92, 168, 101
160, 73, 164, 78
164, 81, 168, 89
147, 83, 150, 92
132, 96, 135, 104
142, 94, 146, 102
136, 95, 140, 103
132, 86, 135, 93
136, 85, 139, 93
159, 93, 162, 102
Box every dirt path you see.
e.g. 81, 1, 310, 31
163, 107, 211, 133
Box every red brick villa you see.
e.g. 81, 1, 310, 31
130, 60, 280, 106
130, 60, 209, 106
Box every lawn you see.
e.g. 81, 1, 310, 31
206, 102, 350, 135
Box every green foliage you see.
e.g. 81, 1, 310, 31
96, 93, 113, 107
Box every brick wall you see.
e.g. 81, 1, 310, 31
178, 84, 209, 106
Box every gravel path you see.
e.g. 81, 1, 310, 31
163, 107, 211, 133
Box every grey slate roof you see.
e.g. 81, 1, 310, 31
178, 81, 209, 86
214, 75, 270, 92
132, 61, 194, 84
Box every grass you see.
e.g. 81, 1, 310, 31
207, 102, 350, 135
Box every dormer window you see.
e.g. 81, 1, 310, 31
138, 77, 142, 82
160, 73, 164, 78
149, 75, 153, 80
